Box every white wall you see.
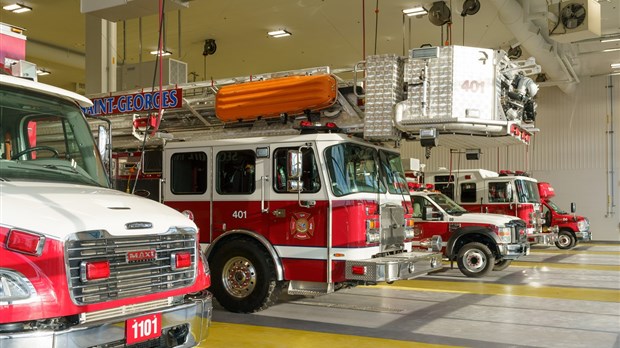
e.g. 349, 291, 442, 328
401, 75, 620, 241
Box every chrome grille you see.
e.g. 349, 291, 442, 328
66, 230, 197, 304
380, 204, 405, 252
508, 219, 527, 243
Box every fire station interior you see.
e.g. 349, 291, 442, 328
2, 0, 620, 347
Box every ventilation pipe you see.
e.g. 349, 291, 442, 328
26, 39, 85, 70
490, 0, 577, 94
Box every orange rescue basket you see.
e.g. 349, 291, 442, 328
215, 74, 337, 122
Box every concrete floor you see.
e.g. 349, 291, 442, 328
204, 242, 620, 348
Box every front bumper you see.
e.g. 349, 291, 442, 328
0, 290, 212, 348
498, 242, 530, 260
576, 231, 592, 242
345, 250, 443, 282
528, 231, 558, 246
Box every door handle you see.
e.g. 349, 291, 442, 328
272, 209, 286, 218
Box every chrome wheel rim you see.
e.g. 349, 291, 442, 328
463, 249, 487, 273
222, 256, 256, 298
557, 234, 572, 248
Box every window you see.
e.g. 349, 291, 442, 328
379, 150, 408, 194
324, 143, 384, 196
435, 183, 455, 199
273, 147, 320, 193
460, 183, 477, 203
488, 181, 513, 203
171, 152, 207, 194
217, 150, 255, 194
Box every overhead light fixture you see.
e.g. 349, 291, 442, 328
600, 38, 620, 43
612, 63, 620, 69
268, 30, 291, 38
603, 48, 620, 53
3, 3, 32, 13
403, 6, 427, 16
150, 49, 172, 56
36, 68, 50, 76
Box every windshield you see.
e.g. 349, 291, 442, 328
546, 200, 568, 214
379, 149, 408, 194
0, 85, 108, 187
325, 142, 385, 196
427, 193, 468, 215
515, 179, 540, 203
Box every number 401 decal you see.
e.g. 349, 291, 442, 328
461, 80, 485, 93
232, 210, 247, 219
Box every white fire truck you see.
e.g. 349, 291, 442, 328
409, 185, 529, 278
424, 169, 559, 247
0, 23, 212, 347
88, 44, 541, 312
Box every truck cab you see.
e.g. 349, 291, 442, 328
538, 182, 591, 249
425, 169, 558, 247
0, 72, 212, 347
410, 187, 529, 277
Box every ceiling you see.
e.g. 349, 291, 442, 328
1, 0, 619, 94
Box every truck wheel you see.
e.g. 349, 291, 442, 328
555, 230, 576, 250
457, 242, 495, 278
493, 259, 512, 271
209, 239, 283, 313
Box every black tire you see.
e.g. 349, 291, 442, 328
555, 230, 576, 250
209, 239, 283, 313
493, 259, 512, 271
456, 242, 495, 278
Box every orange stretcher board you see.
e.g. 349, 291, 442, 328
215, 74, 337, 122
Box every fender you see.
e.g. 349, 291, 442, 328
445, 225, 501, 258
204, 229, 285, 281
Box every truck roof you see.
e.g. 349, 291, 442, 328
164, 132, 398, 149
0, 73, 93, 108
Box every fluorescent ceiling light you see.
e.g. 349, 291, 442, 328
150, 50, 172, 56
268, 30, 291, 38
403, 6, 427, 16
611, 63, 620, 69
3, 3, 31, 13
600, 38, 620, 43
603, 48, 620, 53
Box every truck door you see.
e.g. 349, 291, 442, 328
412, 195, 448, 252
268, 144, 329, 283
211, 146, 270, 241
162, 147, 211, 243
486, 180, 514, 215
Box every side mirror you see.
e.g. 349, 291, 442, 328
287, 150, 302, 179
97, 125, 108, 159
425, 207, 443, 221
570, 202, 576, 213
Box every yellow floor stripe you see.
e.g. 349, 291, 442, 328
530, 248, 620, 255
440, 260, 620, 271
375, 280, 620, 303
510, 260, 620, 271
199, 322, 461, 348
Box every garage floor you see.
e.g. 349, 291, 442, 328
204, 242, 620, 348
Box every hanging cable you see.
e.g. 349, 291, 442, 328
362, 0, 366, 60
132, 0, 166, 195
373, 0, 379, 55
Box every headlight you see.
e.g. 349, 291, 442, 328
0, 269, 36, 303
578, 220, 589, 232
497, 226, 512, 243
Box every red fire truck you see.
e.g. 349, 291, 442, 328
538, 182, 591, 249
0, 23, 212, 347
424, 169, 558, 248
410, 186, 529, 277
90, 45, 542, 312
